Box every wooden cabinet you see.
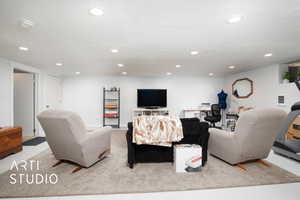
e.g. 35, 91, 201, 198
0, 127, 22, 158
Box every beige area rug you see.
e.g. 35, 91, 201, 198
0, 132, 300, 198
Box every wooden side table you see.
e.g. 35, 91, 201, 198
0, 127, 23, 158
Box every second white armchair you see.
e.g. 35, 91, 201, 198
208, 108, 286, 165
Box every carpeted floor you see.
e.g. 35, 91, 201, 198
0, 132, 300, 198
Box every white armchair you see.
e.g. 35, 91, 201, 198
208, 108, 286, 165
37, 110, 112, 167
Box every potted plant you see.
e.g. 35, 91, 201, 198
282, 72, 290, 84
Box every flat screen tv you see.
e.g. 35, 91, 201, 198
137, 89, 167, 108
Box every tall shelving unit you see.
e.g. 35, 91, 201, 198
103, 87, 120, 128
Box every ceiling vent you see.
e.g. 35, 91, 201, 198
20, 19, 35, 29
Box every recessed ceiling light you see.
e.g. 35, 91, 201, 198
89, 8, 104, 16
228, 65, 235, 69
121, 71, 127, 75
56, 63, 63, 66
117, 64, 124, 67
175, 64, 181, 68
227, 15, 242, 24
209, 73, 214, 76
190, 51, 199, 55
264, 53, 273, 57
111, 49, 119, 53
20, 19, 35, 28
75, 71, 81, 75
18, 46, 29, 51
166, 72, 172, 76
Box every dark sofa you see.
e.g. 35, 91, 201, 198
126, 118, 210, 168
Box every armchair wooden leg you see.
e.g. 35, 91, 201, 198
52, 160, 63, 167
256, 159, 270, 167
236, 164, 247, 171
72, 167, 82, 174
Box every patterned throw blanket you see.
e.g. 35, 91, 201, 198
133, 115, 184, 147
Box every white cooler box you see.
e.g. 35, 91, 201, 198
174, 144, 202, 173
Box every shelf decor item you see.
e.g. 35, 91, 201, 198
103, 87, 120, 128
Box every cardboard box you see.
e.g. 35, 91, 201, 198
174, 144, 202, 173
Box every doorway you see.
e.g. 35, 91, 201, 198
13, 69, 36, 142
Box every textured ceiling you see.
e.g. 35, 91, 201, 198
0, 0, 300, 77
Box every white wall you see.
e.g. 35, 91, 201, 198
44, 75, 63, 110
225, 64, 300, 112
0, 58, 13, 126
63, 75, 225, 127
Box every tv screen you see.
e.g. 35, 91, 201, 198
137, 89, 167, 108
